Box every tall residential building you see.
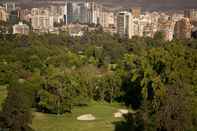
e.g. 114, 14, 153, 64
101, 8, 117, 34
64, 2, 68, 24
3, 2, 16, 13
0, 6, 7, 22
171, 13, 184, 22
149, 12, 160, 24
117, 11, 133, 39
48, 5, 64, 23
49, 5, 64, 16
64, 0, 103, 25
31, 8, 54, 32
93, 4, 104, 25
79, 3, 89, 23
184, 9, 197, 21
174, 18, 192, 39
19, 9, 31, 22
143, 23, 155, 38
13, 22, 30, 35
66, 0, 74, 24
132, 14, 153, 37
158, 20, 175, 41
72, 3, 81, 22
86, 0, 96, 24
64, 0, 83, 24
158, 13, 170, 22
133, 18, 145, 37
103, 9, 116, 28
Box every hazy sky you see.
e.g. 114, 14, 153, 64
10, 0, 197, 9
99, 0, 197, 10
106, 0, 197, 4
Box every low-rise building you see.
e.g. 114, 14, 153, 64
66, 24, 86, 37
13, 22, 30, 35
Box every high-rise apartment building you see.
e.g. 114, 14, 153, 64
86, 0, 96, 24
174, 18, 192, 39
31, 8, 54, 32
117, 11, 133, 39
65, 0, 74, 24
0, 6, 7, 22
3, 2, 16, 13
18, 9, 34, 23
184, 9, 197, 21
64, 0, 104, 25
132, 14, 153, 37
158, 20, 175, 41
79, 3, 89, 23
72, 3, 81, 22
143, 23, 155, 38
103, 9, 116, 28
93, 4, 104, 25
48, 5, 64, 23
133, 18, 145, 37
65, 0, 90, 24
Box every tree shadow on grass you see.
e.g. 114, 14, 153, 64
112, 121, 131, 131
112, 112, 145, 131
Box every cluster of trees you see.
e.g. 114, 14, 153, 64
0, 31, 196, 131
120, 41, 197, 131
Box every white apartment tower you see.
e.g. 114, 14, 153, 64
117, 11, 134, 39
31, 8, 54, 32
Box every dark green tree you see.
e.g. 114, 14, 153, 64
0, 80, 34, 131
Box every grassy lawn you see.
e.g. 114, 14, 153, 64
0, 87, 128, 131
32, 101, 127, 131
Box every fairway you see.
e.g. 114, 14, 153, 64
32, 102, 127, 131
0, 87, 129, 131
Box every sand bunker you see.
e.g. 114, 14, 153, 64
77, 114, 96, 121
113, 109, 129, 118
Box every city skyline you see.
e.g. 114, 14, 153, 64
1, 0, 197, 39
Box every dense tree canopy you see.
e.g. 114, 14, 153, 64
0, 32, 196, 130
